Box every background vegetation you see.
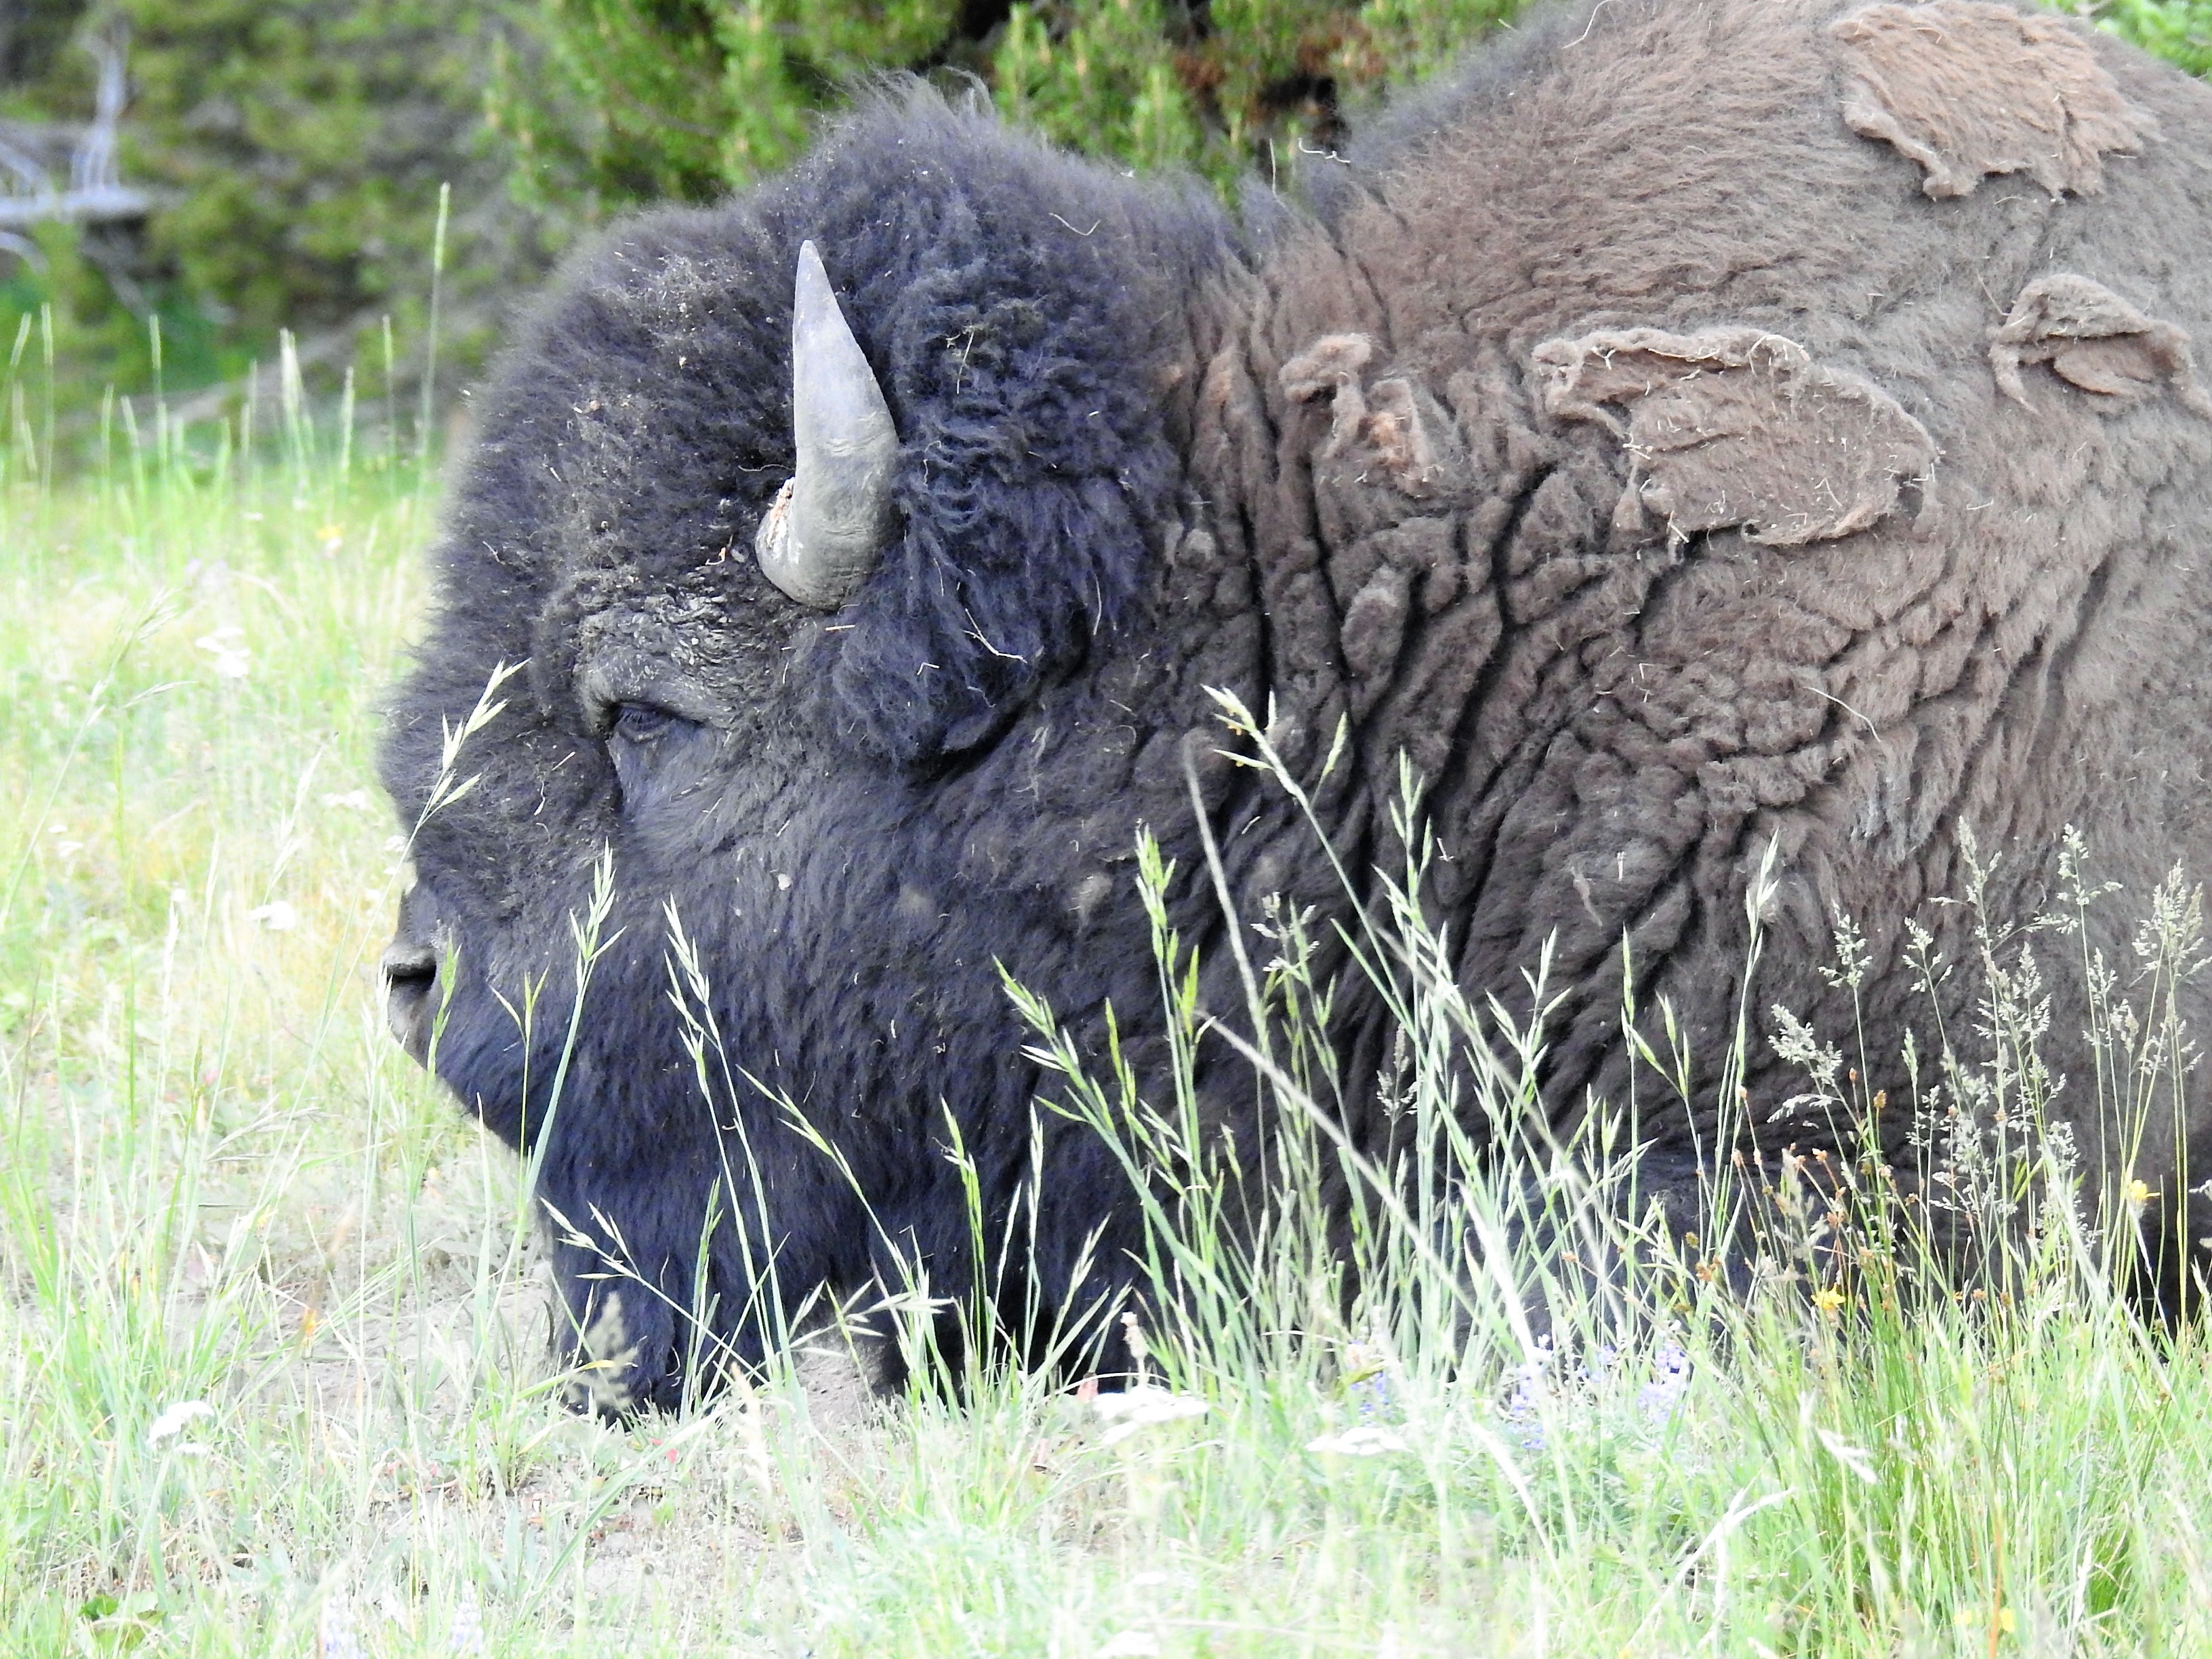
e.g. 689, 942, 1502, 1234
3, 0, 2195, 441
5, 0, 1530, 437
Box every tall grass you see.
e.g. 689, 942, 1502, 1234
7, 365, 2212, 1658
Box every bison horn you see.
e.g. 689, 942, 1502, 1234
754, 241, 901, 609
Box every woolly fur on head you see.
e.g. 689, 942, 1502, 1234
485, 85, 1239, 764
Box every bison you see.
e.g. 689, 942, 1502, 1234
380, 0, 2212, 1410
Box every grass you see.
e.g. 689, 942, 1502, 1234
9, 304, 2212, 1659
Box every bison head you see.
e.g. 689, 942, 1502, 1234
377, 94, 1253, 1412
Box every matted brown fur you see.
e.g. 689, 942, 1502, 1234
1282, 331, 1463, 495
1990, 271, 2212, 415
1531, 326, 1938, 545
1180, 0, 2212, 1242
1828, 0, 2152, 197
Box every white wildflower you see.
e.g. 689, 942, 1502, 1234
147, 1399, 213, 1446
1092, 1384, 1207, 1446
248, 900, 298, 932
1307, 1425, 1409, 1457
195, 628, 250, 680
1095, 1633, 1161, 1658
321, 790, 373, 811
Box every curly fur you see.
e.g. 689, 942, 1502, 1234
382, 0, 2212, 1410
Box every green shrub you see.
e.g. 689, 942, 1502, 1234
2072, 0, 2212, 74
0, 222, 231, 426
4, 0, 2209, 438
1, 0, 542, 426
489, 0, 962, 216
117, 0, 484, 344
0, 0, 89, 93
497, 0, 2212, 216
492, 0, 1532, 211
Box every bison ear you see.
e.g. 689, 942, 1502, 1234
754, 241, 901, 609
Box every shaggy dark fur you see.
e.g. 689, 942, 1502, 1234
381, 0, 2212, 1409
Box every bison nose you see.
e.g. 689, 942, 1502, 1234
381, 939, 440, 1063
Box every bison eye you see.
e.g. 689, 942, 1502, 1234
602, 700, 703, 812
611, 701, 686, 744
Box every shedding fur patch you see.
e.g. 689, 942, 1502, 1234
1828, 0, 2150, 199
1282, 333, 1457, 495
1532, 327, 1938, 547
1990, 273, 2212, 416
